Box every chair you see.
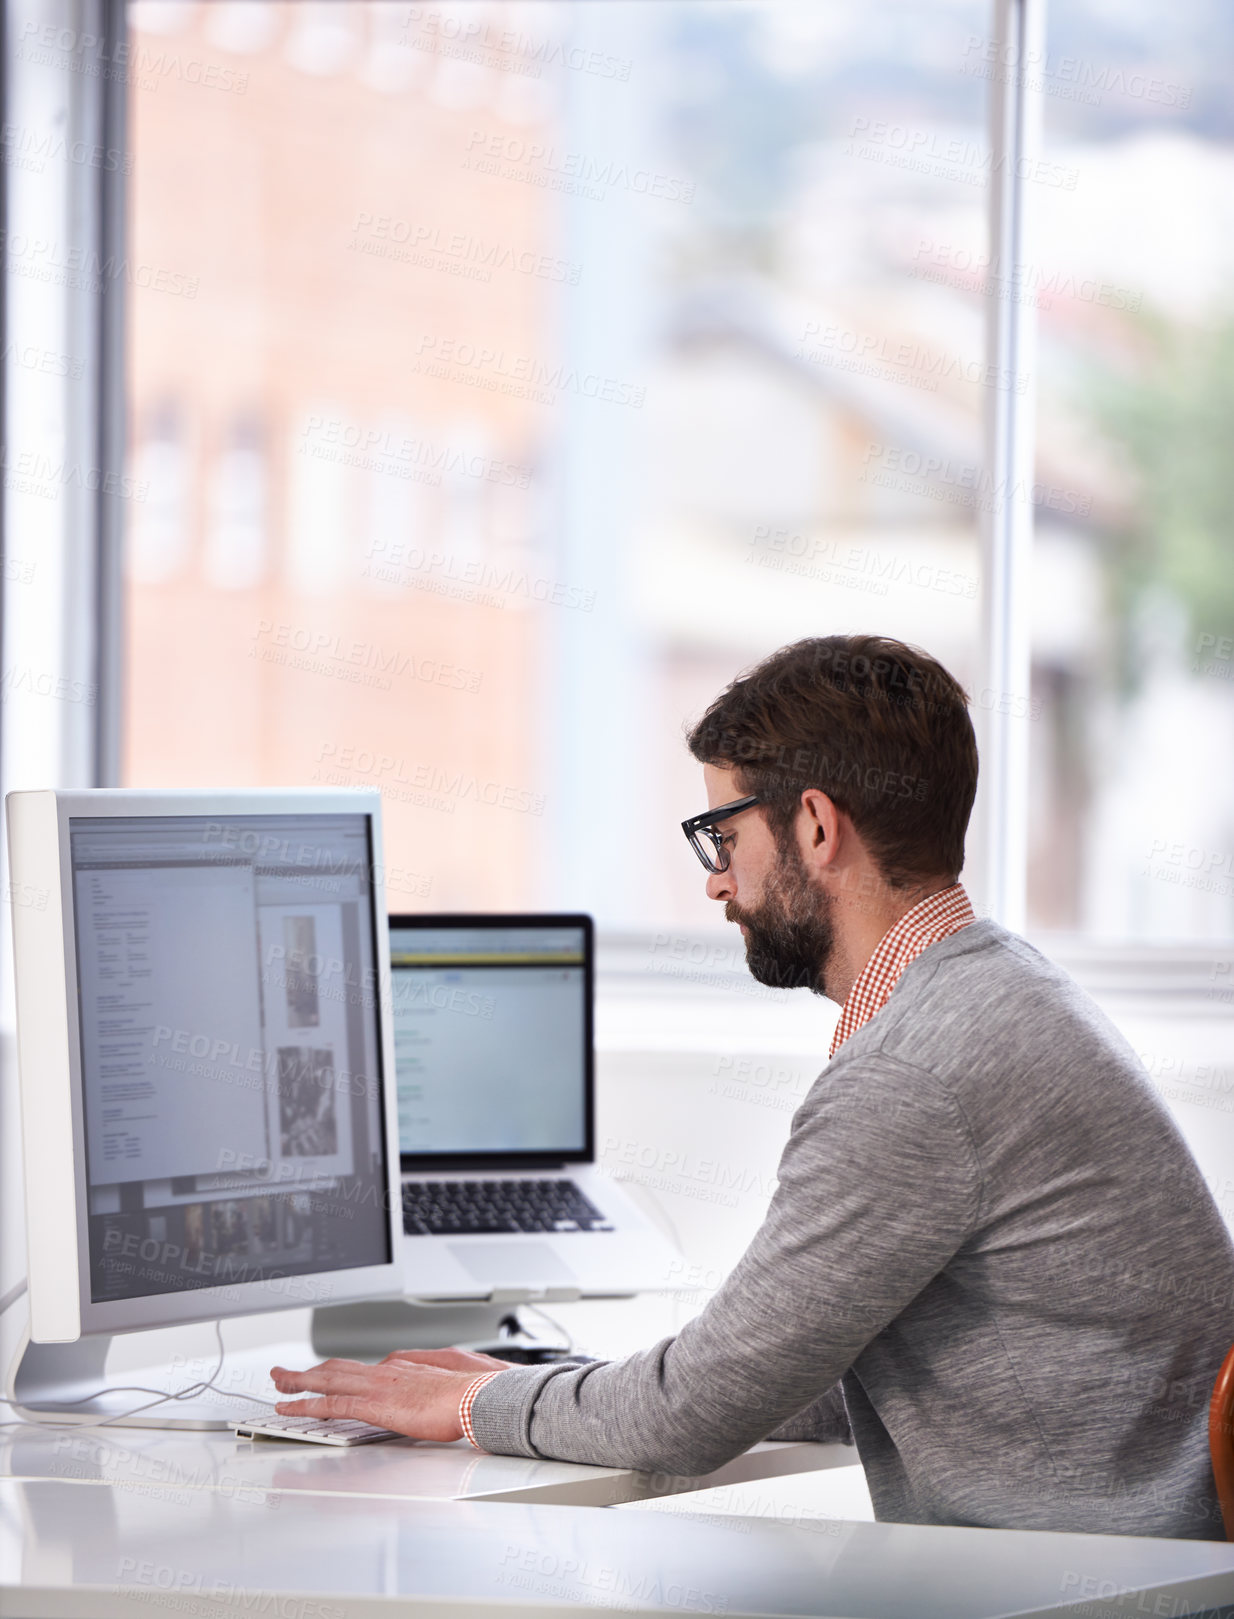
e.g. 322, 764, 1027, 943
1209, 1344, 1234, 1539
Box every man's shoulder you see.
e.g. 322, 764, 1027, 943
833, 918, 1141, 1096
891, 917, 1084, 1013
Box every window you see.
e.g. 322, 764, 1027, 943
123, 0, 992, 926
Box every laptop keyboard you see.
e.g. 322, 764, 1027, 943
402, 1178, 614, 1236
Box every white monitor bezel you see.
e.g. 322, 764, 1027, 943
7, 787, 405, 1342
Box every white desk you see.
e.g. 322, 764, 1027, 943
4, 1477, 1234, 1618
0, 1422, 848, 1509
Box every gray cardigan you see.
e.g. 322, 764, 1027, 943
470, 921, 1234, 1538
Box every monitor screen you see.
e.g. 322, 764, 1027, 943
390, 920, 589, 1160
70, 812, 393, 1304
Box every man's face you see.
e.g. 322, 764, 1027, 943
701, 764, 836, 996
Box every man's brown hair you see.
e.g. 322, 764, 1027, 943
686, 635, 978, 888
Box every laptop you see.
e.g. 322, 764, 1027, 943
390, 913, 681, 1301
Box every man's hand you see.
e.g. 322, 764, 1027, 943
270, 1347, 508, 1442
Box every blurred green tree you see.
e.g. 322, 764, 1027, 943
1091, 310, 1234, 689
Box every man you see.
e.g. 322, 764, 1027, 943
274, 634, 1234, 1538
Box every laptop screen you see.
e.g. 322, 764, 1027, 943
389, 916, 592, 1165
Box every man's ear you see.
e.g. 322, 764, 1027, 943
798, 789, 841, 870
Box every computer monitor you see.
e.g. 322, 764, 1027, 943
6, 790, 403, 1370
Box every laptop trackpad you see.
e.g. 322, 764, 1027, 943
449, 1243, 578, 1286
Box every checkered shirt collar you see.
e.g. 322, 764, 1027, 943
828, 883, 976, 1059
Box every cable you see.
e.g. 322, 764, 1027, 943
0, 1278, 28, 1318
520, 1302, 575, 1354
0, 1319, 280, 1431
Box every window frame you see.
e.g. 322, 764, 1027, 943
977, 0, 1043, 934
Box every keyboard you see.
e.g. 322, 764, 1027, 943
233, 1415, 401, 1446
402, 1177, 614, 1236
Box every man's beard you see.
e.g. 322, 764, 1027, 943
726, 835, 836, 997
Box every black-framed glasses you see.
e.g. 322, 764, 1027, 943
681, 795, 761, 874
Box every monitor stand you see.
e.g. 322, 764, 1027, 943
5, 1327, 319, 1431
310, 1297, 573, 1363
